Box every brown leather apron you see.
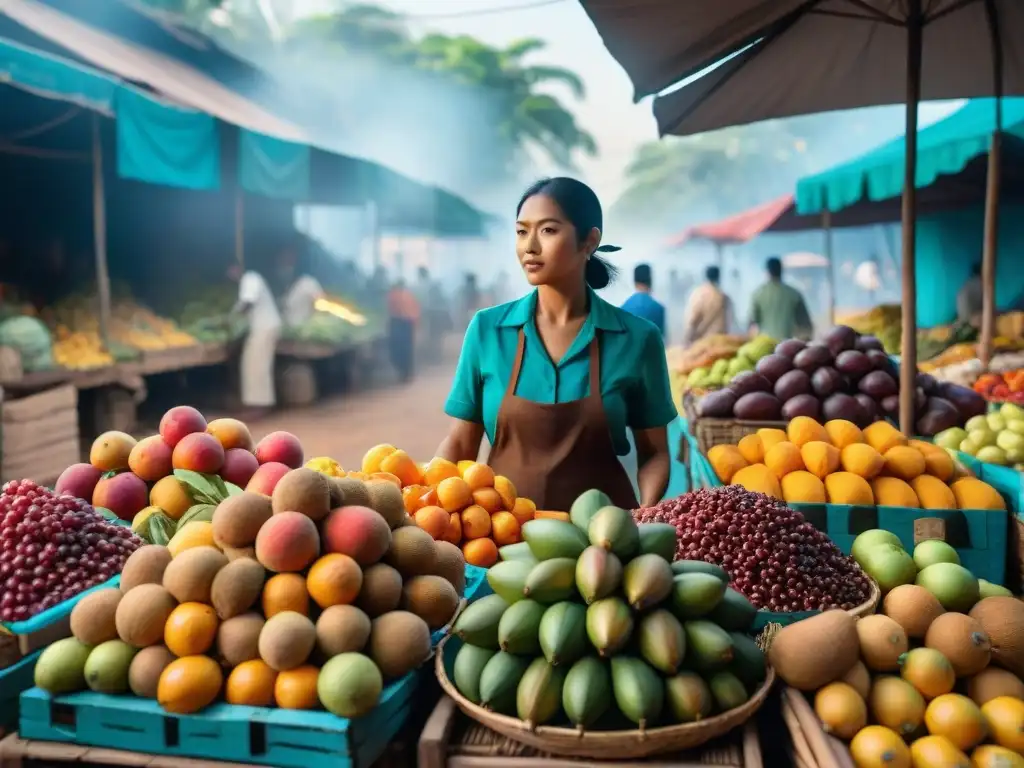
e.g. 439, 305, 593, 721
487, 329, 638, 512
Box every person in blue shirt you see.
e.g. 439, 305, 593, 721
621, 263, 666, 336
436, 177, 676, 511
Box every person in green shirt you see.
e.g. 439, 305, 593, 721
749, 256, 814, 341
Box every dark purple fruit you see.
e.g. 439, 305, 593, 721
698, 389, 738, 418
775, 339, 807, 359
935, 382, 986, 420
774, 369, 811, 401
881, 395, 900, 418
916, 372, 938, 394
811, 367, 844, 398
822, 393, 864, 424
824, 325, 858, 356
915, 387, 928, 414
782, 394, 821, 421
755, 353, 794, 384
729, 371, 772, 398
734, 392, 783, 420
917, 397, 962, 436
854, 394, 880, 423
866, 349, 896, 375
835, 350, 873, 379
858, 370, 899, 399
793, 344, 833, 372
855, 335, 885, 353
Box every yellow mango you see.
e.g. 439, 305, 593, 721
871, 477, 921, 508
757, 428, 789, 452
863, 421, 908, 454
707, 445, 748, 484
801, 441, 840, 480
910, 475, 958, 510
781, 471, 827, 504
764, 441, 805, 479
731, 463, 783, 499
950, 478, 1007, 511
824, 472, 875, 505
787, 416, 829, 447
882, 446, 927, 481
824, 419, 865, 450
736, 433, 765, 464
841, 443, 885, 479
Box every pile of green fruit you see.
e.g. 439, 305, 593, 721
446, 491, 768, 732
685, 336, 776, 390
934, 403, 1024, 471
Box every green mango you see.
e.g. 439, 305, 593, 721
84, 640, 136, 694
610, 657, 664, 728
452, 594, 509, 648
570, 489, 612, 532
479, 651, 531, 714
523, 558, 577, 603
665, 672, 713, 723
683, 620, 735, 673
522, 519, 589, 560
538, 602, 588, 666
707, 588, 757, 633
638, 609, 686, 675
562, 656, 611, 729
622, 554, 674, 611
497, 599, 545, 655
453, 643, 496, 704
585, 597, 634, 658
575, 546, 622, 604
498, 542, 537, 564
636, 523, 677, 561
670, 560, 730, 583
728, 632, 767, 690
516, 658, 567, 726
708, 671, 749, 712
671, 573, 728, 619
34, 637, 92, 694
486, 560, 533, 604
588, 506, 639, 560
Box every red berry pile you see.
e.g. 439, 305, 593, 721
0, 479, 143, 623
635, 486, 871, 612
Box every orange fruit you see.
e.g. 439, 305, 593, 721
157, 655, 224, 714
307, 554, 362, 608
491, 511, 521, 546
423, 457, 460, 486
494, 475, 517, 509
437, 476, 472, 512
369, 472, 402, 488
262, 573, 310, 618
457, 460, 474, 476
472, 487, 504, 513
462, 463, 495, 491
164, 603, 218, 657
463, 538, 499, 568
274, 665, 321, 710
361, 444, 396, 474
150, 476, 193, 520
510, 497, 537, 526
414, 505, 450, 540
402, 485, 429, 513
419, 487, 439, 508
225, 659, 277, 706
442, 512, 462, 545
380, 449, 422, 486
460, 505, 492, 539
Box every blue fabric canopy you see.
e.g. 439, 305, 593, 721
239, 131, 310, 201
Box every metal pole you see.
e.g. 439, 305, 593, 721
898, 0, 923, 436
91, 114, 111, 349
979, 0, 1004, 369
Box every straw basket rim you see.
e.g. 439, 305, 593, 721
434, 633, 776, 759
848, 576, 881, 619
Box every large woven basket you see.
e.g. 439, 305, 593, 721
848, 577, 882, 619
682, 392, 787, 457
435, 627, 778, 760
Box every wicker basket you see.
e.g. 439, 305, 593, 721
682, 392, 787, 456
435, 628, 778, 760
848, 577, 882, 619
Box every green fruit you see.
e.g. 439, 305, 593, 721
637, 523, 677, 561
671, 573, 727, 619
665, 671, 713, 722
538, 602, 588, 666
486, 560, 533, 604
523, 558, 577, 603
317, 653, 383, 718
978, 579, 1013, 598
498, 599, 545, 655
915, 562, 980, 612
499, 542, 537, 564
562, 656, 611, 729
84, 640, 137, 694
516, 658, 567, 726
588, 506, 639, 559
575, 546, 622, 604
585, 597, 634, 658
708, 671, 749, 712
622, 554, 674, 611
707, 588, 757, 633
570, 489, 612, 532
912, 539, 960, 570
976, 446, 1008, 466
34, 637, 93, 694
453, 643, 496, 704
934, 427, 967, 451
862, 544, 918, 593
479, 651, 532, 714
638, 609, 686, 675
610, 657, 664, 727
453, 594, 510, 648
671, 560, 730, 583
851, 529, 904, 565
522, 519, 589, 561
683, 620, 734, 672
728, 632, 767, 689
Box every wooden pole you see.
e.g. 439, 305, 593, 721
898, 0, 923, 436
822, 209, 836, 326
980, 0, 1004, 369
91, 114, 111, 350
234, 190, 245, 267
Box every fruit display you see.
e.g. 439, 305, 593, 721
973, 370, 1024, 405
33, 465, 466, 718
926, 351, 1024, 391
0, 479, 144, 623
447, 489, 769, 734
670, 334, 748, 380
696, 325, 988, 436
936, 404, 1024, 471
681, 335, 777, 391
704, 416, 1006, 509
281, 298, 384, 347
635, 486, 871, 613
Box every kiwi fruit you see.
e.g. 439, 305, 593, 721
216, 612, 264, 667
128, 645, 175, 698
271, 468, 331, 521
882, 584, 945, 639
924, 612, 992, 676
211, 492, 272, 548
402, 575, 459, 630
316, 605, 372, 657
356, 563, 403, 618
258, 611, 316, 671
120, 545, 172, 593
335, 477, 372, 509
162, 546, 228, 604
70, 588, 122, 645
366, 480, 406, 529
368, 611, 431, 680
432, 541, 466, 596
210, 558, 266, 619
966, 666, 1024, 705
115, 584, 176, 647
385, 526, 437, 577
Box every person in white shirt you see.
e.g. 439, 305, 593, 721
283, 274, 325, 327
228, 263, 282, 417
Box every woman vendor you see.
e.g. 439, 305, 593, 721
436, 177, 676, 511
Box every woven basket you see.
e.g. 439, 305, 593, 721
682, 393, 787, 456
848, 577, 882, 619
435, 626, 778, 760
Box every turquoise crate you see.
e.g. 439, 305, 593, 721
19, 668, 418, 768
0, 575, 121, 636
463, 564, 491, 601
0, 649, 40, 729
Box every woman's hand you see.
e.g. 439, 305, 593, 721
634, 426, 671, 508
435, 418, 485, 464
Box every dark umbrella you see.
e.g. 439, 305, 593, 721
580, 0, 1024, 433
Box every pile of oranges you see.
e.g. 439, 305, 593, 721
360, 444, 550, 568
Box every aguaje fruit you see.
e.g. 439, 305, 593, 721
925, 694, 988, 752
216, 613, 264, 667
814, 682, 867, 739
120, 545, 173, 593
162, 546, 227, 603
316, 605, 371, 657
849, 726, 911, 768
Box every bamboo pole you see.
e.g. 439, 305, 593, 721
823, 209, 836, 326
979, 0, 1004, 369
91, 114, 111, 350
898, 0, 923, 436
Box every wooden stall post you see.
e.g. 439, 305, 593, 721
822, 209, 836, 326
91, 115, 112, 349
979, 0, 1005, 370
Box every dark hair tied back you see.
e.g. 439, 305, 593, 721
517, 177, 620, 290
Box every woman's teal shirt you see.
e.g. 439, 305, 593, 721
444, 288, 677, 456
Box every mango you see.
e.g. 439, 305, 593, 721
497, 599, 545, 655
708, 589, 757, 633
523, 558, 576, 603
486, 560, 532, 604
538, 602, 587, 666
708, 671, 749, 713
479, 651, 531, 714
671, 573, 727, 619
611, 657, 664, 727
683, 620, 734, 672
562, 656, 611, 729
729, 632, 767, 689
585, 597, 633, 658
622, 554, 674, 611
638, 609, 685, 675
707, 445, 748, 483
636, 523, 676, 561
521, 519, 588, 561
498, 541, 536, 563
569, 489, 612, 532
671, 560, 730, 582
575, 546, 622, 604
452, 643, 495, 704
665, 672, 713, 722
587, 506, 639, 559
516, 658, 566, 726
34, 637, 92, 694
84, 640, 137, 694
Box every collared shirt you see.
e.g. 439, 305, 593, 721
445, 288, 677, 456
388, 288, 421, 322
621, 291, 666, 336
684, 282, 734, 344
749, 279, 813, 341
238, 271, 281, 332
282, 275, 324, 327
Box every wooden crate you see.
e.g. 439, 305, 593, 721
0, 732, 258, 767
0, 383, 79, 485
418, 696, 764, 768
779, 688, 855, 768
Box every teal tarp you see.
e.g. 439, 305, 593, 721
797, 99, 1024, 215
0, 36, 115, 114
239, 131, 310, 200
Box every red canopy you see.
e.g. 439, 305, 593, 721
665, 194, 795, 247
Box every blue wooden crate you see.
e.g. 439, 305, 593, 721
0, 575, 121, 637
19, 668, 418, 768
0, 649, 40, 729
